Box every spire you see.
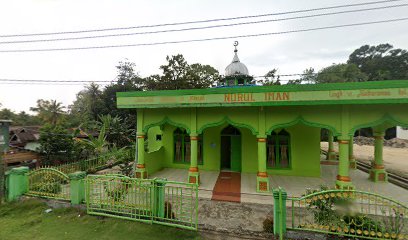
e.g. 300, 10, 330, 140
232, 41, 239, 62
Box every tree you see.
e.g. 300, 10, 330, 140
30, 99, 66, 125
15, 111, 41, 126
254, 69, 280, 86
39, 124, 76, 165
68, 83, 104, 127
0, 108, 16, 120
144, 54, 220, 90
315, 63, 368, 83
348, 43, 408, 81
0, 108, 40, 126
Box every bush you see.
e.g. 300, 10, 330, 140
263, 216, 274, 233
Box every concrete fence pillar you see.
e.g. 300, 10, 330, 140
68, 171, 86, 205
154, 178, 166, 218
273, 188, 287, 239
5, 166, 29, 202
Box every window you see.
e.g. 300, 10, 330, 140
267, 130, 290, 169
156, 134, 162, 141
173, 128, 203, 164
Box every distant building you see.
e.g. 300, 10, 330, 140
9, 126, 41, 151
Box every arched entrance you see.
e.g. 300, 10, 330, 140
220, 125, 241, 172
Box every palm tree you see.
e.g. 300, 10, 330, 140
30, 99, 65, 125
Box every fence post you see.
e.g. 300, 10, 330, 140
68, 171, 86, 205
273, 187, 287, 239
5, 166, 29, 202
154, 178, 166, 218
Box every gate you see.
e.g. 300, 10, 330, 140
85, 174, 199, 230
274, 188, 408, 239
26, 168, 70, 200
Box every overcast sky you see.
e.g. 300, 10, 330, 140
0, 0, 407, 113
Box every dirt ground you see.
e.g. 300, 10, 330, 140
321, 142, 408, 177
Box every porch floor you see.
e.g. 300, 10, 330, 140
150, 165, 408, 204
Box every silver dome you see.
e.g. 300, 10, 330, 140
225, 51, 249, 76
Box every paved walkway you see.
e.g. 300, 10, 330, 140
151, 165, 408, 204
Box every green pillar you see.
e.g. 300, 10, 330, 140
154, 178, 166, 218
327, 131, 337, 161
335, 138, 354, 189
256, 136, 269, 193
273, 188, 287, 238
369, 132, 388, 182
188, 134, 199, 184
349, 136, 356, 169
5, 166, 29, 202
135, 132, 147, 179
68, 171, 86, 205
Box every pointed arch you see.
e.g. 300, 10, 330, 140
143, 116, 191, 133
197, 116, 258, 135
349, 113, 408, 136
267, 116, 339, 135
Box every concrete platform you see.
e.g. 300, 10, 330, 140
150, 165, 408, 204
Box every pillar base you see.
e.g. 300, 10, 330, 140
369, 168, 388, 182
349, 158, 357, 169
335, 175, 354, 190
188, 170, 200, 185
135, 165, 148, 179
256, 172, 270, 193
327, 151, 337, 161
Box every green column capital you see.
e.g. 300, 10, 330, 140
256, 134, 267, 139
136, 132, 146, 137
189, 132, 198, 138
8, 166, 29, 175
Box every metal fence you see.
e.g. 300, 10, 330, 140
85, 174, 199, 231
26, 168, 70, 200
274, 188, 408, 239
40, 149, 131, 175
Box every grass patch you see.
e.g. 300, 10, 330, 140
0, 199, 201, 240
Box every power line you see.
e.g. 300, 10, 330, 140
0, 69, 399, 85
1, 3, 406, 44
0, 0, 403, 38
0, 78, 111, 83
1, 17, 407, 53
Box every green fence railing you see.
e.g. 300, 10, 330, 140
85, 174, 199, 231
40, 149, 131, 175
273, 188, 408, 240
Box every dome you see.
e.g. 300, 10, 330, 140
225, 50, 249, 76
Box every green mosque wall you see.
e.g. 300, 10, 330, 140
143, 118, 321, 177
